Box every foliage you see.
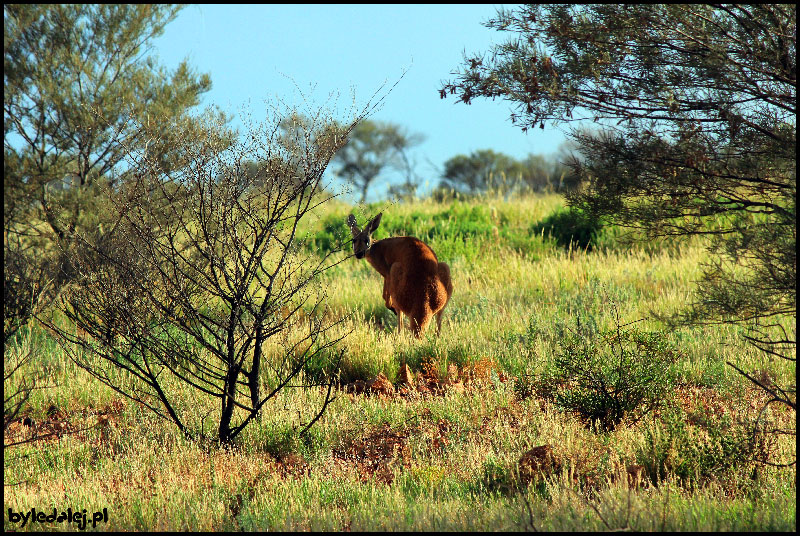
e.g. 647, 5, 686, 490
536, 318, 681, 431
4, 5, 230, 353
439, 147, 577, 196
531, 205, 607, 251
4, 4, 228, 241
332, 119, 424, 202
440, 4, 796, 412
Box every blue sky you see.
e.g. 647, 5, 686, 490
152, 4, 568, 200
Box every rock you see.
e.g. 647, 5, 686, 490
367, 372, 394, 396
518, 445, 560, 484
626, 464, 646, 488
345, 379, 367, 394
396, 363, 415, 387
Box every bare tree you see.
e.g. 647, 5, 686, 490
3, 236, 56, 347
42, 104, 361, 444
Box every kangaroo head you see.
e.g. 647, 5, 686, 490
347, 212, 382, 259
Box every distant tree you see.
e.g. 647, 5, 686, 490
517, 154, 551, 192
386, 177, 420, 202
387, 138, 427, 201
439, 149, 519, 194
332, 119, 424, 203
439, 148, 572, 195
550, 139, 584, 192
441, 5, 796, 414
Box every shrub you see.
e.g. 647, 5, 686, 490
44, 103, 353, 444
531, 206, 609, 251
536, 318, 680, 431
638, 402, 764, 488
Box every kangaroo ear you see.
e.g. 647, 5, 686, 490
366, 212, 382, 234
347, 214, 360, 235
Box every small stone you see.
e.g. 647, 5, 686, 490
519, 445, 560, 484
368, 372, 394, 396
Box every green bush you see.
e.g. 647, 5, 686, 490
638, 402, 761, 488
366, 202, 497, 246
531, 206, 610, 251
305, 202, 547, 260
305, 213, 353, 255
536, 319, 680, 431
304, 206, 481, 257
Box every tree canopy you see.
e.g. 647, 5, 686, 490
4, 4, 228, 242
4, 4, 232, 343
331, 119, 424, 203
441, 4, 795, 407
439, 147, 577, 195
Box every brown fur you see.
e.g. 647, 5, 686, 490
348, 213, 453, 338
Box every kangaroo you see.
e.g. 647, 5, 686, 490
348, 213, 453, 338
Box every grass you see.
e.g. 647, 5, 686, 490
4, 193, 795, 531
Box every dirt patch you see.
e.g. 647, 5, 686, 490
272, 451, 310, 479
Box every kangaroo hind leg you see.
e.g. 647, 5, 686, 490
387, 263, 406, 333
435, 262, 453, 335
